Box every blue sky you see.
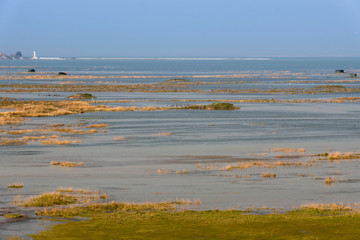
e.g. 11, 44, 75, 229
0, 0, 359, 57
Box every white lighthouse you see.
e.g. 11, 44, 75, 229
32, 51, 38, 60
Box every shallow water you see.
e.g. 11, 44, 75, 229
1, 58, 360, 213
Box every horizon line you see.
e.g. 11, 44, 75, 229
75, 57, 271, 60
12, 56, 360, 61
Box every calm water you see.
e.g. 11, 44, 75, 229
1, 58, 360, 211
1, 57, 360, 74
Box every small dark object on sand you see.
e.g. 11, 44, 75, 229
58, 72, 67, 75
335, 70, 345, 74
350, 73, 357, 78
28, 69, 36, 72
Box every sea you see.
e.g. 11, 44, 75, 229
1, 57, 360, 212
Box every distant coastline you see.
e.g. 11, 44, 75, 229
1, 56, 271, 61
76, 57, 271, 60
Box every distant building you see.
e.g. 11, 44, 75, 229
0, 52, 8, 59
16, 51, 22, 58
32, 51, 38, 60
0, 51, 22, 59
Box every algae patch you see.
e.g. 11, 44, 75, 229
184, 102, 239, 110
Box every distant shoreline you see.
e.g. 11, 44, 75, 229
1, 57, 272, 61
3, 56, 360, 61
72, 57, 271, 61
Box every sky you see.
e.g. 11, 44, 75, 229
0, 0, 359, 58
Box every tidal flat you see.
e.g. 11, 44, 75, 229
30, 203, 360, 240
1, 58, 360, 239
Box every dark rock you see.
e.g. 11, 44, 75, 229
350, 73, 357, 78
335, 70, 345, 74
58, 72, 67, 75
28, 69, 36, 72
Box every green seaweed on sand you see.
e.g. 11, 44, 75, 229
7, 183, 24, 188
184, 102, 239, 110
3, 213, 24, 219
309, 85, 348, 93
18, 192, 78, 207
31, 202, 360, 240
67, 93, 96, 99
165, 78, 190, 82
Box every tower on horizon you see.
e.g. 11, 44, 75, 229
33, 51, 38, 60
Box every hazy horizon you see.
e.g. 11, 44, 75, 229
5, 56, 360, 59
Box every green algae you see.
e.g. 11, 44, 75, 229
31, 204, 360, 240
